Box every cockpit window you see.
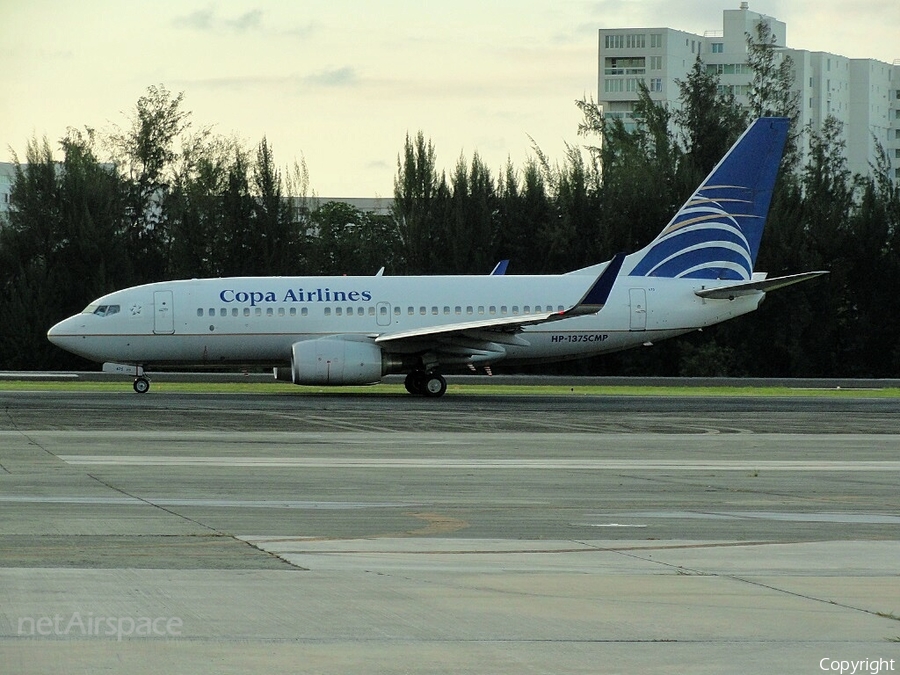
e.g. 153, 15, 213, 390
84, 304, 121, 317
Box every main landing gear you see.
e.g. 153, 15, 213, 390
403, 370, 447, 398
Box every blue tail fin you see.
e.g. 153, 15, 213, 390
627, 117, 789, 280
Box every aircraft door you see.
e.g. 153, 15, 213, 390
376, 302, 392, 327
629, 288, 647, 331
153, 290, 175, 334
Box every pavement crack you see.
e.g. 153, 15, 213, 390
723, 575, 900, 622
82, 473, 309, 571
85, 472, 225, 535
576, 540, 899, 623
4, 407, 58, 460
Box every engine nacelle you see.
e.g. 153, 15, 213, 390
275, 338, 386, 386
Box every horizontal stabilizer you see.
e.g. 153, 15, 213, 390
694, 271, 829, 300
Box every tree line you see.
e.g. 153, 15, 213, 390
2, 24, 899, 376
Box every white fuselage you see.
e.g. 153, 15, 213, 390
47, 272, 763, 370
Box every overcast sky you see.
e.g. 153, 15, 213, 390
2, 1, 896, 197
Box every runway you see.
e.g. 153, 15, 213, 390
1, 390, 899, 673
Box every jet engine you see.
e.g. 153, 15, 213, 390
274, 338, 386, 386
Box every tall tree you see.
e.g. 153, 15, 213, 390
746, 20, 801, 169
594, 85, 686, 257
165, 132, 239, 278
674, 53, 748, 177
107, 85, 192, 282
308, 201, 400, 276
0, 132, 131, 368
447, 152, 496, 273
495, 158, 552, 273
250, 137, 299, 275
392, 132, 445, 273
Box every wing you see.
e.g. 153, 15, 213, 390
375, 254, 625, 358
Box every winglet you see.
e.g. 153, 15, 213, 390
490, 260, 509, 275
566, 253, 625, 316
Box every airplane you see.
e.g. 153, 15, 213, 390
47, 117, 826, 397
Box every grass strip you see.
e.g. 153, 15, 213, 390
1, 380, 899, 397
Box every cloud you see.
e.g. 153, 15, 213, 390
225, 9, 263, 33
172, 7, 263, 34
171, 6, 315, 42
173, 67, 360, 93
172, 7, 216, 31
302, 67, 358, 88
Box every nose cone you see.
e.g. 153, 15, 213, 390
47, 314, 91, 358
48, 315, 77, 343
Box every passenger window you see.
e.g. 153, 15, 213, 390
408, 307, 414, 316
278, 307, 285, 317
266, 308, 273, 317
301, 308, 308, 316
324, 307, 331, 316
336, 307, 343, 316
443, 306, 450, 315
467, 306, 473, 315
455, 306, 461, 315
208, 308, 215, 316
197, 308, 204, 317
478, 306, 484, 315
289, 307, 296, 316
500, 306, 507, 314
255, 307, 262, 317
244, 308, 250, 317
220, 308, 227, 317
420, 307, 426, 315
431, 307, 438, 315
489, 306, 496, 315
524, 306, 530, 314
394, 307, 401, 316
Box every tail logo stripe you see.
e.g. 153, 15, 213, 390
625, 117, 790, 280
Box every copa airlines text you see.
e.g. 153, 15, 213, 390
220, 288, 374, 305
48, 118, 826, 397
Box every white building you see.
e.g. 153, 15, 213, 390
597, 3, 899, 179
0, 162, 14, 217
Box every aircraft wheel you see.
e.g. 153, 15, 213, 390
404, 371, 426, 395
133, 377, 150, 394
422, 373, 447, 398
